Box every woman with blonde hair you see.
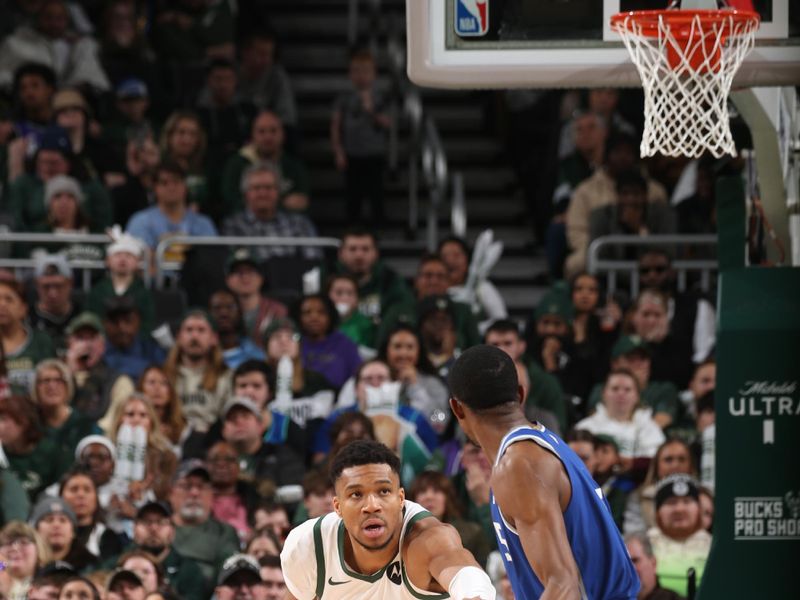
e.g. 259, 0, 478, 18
0, 521, 52, 599
32, 359, 100, 457
107, 393, 177, 505
137, 365, 188, 452
159, 110, 209, 211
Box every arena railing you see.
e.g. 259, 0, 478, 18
0, 232, 152, 291
383, 8, 467, 249
586, 234, 718, 297
153, 235, 342, 289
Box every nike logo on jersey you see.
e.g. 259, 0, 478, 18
328, 577, 350, 586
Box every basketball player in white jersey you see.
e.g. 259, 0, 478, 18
281, 440, 496, 599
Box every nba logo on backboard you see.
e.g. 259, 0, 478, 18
454, 0, 488, 37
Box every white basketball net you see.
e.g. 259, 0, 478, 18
612, 10, 759, 157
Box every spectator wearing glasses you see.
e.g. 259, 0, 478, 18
221, 163, 321, 261
637, 249, 716, 366
32, 359, 100, 457
128, 501, 205, 600
0, 522, 51, 600
29, 254, 81, 357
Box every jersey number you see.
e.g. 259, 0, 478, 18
493, 522, 513, 562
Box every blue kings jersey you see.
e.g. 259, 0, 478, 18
489, 424, 639, 600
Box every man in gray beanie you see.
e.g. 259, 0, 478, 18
30, 251, 80, 356
29, 496, 99, 570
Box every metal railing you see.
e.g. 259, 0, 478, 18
153, 235, 341, 288
0, 232, 152, 291
383, 3, 466, 249
587, 234, 718, 297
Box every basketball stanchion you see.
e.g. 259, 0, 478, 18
611, 3, 760, 157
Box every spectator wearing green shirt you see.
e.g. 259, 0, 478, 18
0, 279, 56, 392
483, 318, 567, 434
332, 227, 414, 324
85, 229, 155, 335
31, 359, 100, 458
0, 393, 72, 500
7, 128, 112, 232
377, 254, 481, 351
169, 460, 242, 592
220, 110, 310, 214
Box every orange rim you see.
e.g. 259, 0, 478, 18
610, 9, 760, 39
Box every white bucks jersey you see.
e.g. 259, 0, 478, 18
281, 500, 449, 599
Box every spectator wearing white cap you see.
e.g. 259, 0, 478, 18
28, 252, 81, 357
74, 434, 117, 511
85, 226, 155, 334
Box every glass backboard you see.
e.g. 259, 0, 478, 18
406, 0, 800, 88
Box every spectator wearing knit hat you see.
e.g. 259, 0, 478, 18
85, 227, 155, 335
7, 127, 112, 231
647, 474, 711, 597
31, 495, 97, 571
28, 253, 81, 356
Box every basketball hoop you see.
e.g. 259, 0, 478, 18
611, 5, 759, 158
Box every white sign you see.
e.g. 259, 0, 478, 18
733, 492, 800, 541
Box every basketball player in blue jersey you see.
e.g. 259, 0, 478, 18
448, 345, 639, 600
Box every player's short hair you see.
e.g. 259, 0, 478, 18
329, 440, 401, 484
448, 344, 519, 411
484, 319, 522, 340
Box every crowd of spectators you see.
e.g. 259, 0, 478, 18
0, 1, 722, 599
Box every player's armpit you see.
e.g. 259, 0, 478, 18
493, 449, 583, 600
407, 521, 494, 599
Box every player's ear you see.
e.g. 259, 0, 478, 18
333, 495, 342, 516
398, 486, 405, 502
517, 385, 525, 407
449, 397, 465, 419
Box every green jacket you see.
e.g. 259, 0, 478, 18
8, 173, 113, 231
332, 260, 414, 324
338, 310, 376, 349
173, 517, 241, 591
523, 357, 568, 434
46, 409, 101, 459
85, 276, 156, 334
0, 469, 30, 525
6, 437, 73, 500
376, 298, 481, 351
5, 328, 55, 392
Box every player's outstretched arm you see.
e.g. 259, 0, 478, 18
407, 520, 496, 600
493, 449, 582, 600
